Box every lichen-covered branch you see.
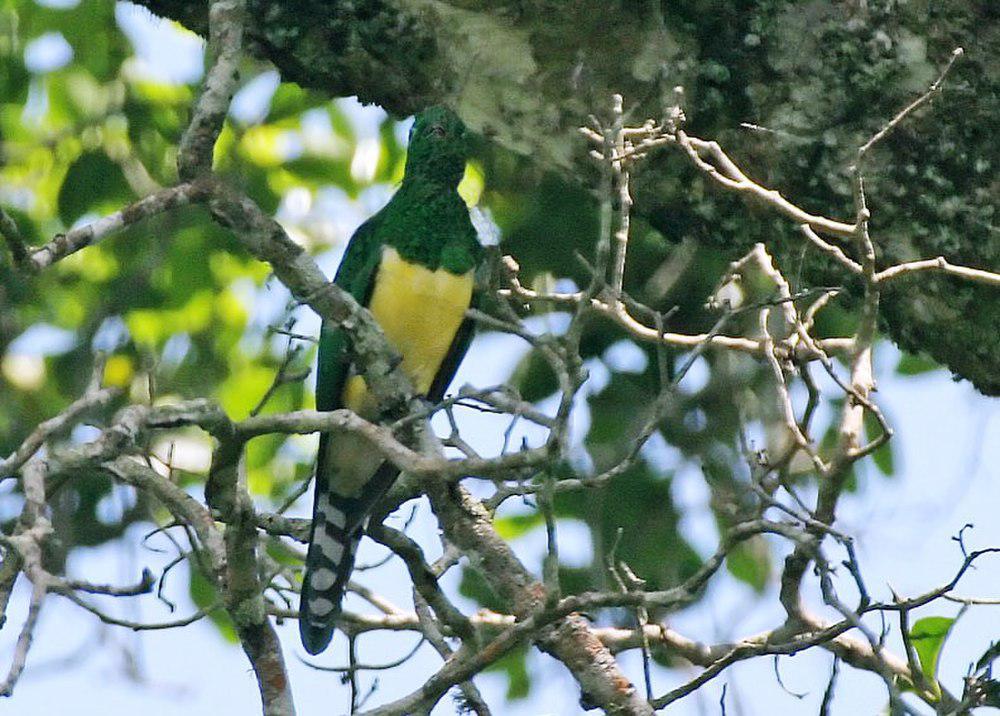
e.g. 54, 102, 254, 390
123, 0, 1000, 394
20, 182, 209, 272
0, 386, 121, 479
177, 0, 247, 180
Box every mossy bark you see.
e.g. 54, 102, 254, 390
138, 0, 1000, 394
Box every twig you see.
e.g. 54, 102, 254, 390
609, 93, 632, 301
0, 386, 121, 479
800, 224, 862, 274
57, 589, 214, 631
875, 256, 1000, 287
63, 569, 156, 596
29, 182, 210, 270
673, 131, 856, 239
300, 637, 425, 674
857, 48, 964, 160
819, 657, 839, 716
0, 579, 46, 696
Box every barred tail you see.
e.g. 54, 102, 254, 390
298, 488, 361, 655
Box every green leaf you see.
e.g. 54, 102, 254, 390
218, 363, 275, 418
0, 206, 40, 246
485, 645, 531, 700
910, 615, 955, 683
189, 562, 237, 643
39, 0, 124, 81
266, 537, 305, 568
896, 351, 940, 376
57, 151, 133, 226
283, 156, 355, 194
555, 460, 703, 591
726, 537, 770, 593
493, 511, 543, 540
509, 347, 558, 402
266, 82, 326, 123
374, 115, 406, 184
457, 565, 503, 612
0, 56, 29, 104
327, 102, 357, 144
819, 401, 859, 490
863, 409, 894, 476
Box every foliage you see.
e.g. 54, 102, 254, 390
909, 615, 956, 686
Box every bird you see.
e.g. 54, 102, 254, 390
298, 106, 484, 655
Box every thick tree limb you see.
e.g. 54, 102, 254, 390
129, 1, 1000, 393
177, 0, 246, 179
421, 480, 654, 715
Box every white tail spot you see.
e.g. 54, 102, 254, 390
317, 495, 348, 531
310, 568, 337, 591
316, 537, 344, 563
308, 597, 335, 616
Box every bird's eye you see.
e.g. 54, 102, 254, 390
429, 124, 446, 138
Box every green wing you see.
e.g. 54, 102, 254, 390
428, 290, 478, 403
314, 215, 383, 415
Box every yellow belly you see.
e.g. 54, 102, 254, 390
342, 246, 474, 417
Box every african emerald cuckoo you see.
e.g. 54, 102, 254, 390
299, 106, 484, 655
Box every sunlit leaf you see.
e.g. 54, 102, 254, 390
240, 124, 291, 167
266, 81, 326, 123
493, 511, 543, 540
218, 363, 274, 417
910, 615, 955, 684
102, 353, 134, 387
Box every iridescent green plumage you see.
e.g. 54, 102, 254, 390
299, 106, 483, 655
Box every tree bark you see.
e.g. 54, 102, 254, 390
137, 0, 1000, 394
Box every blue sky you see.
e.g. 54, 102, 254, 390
3, 3, 999, 714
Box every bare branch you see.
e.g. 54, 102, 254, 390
673, 131, 856, 239
875, 256, 1000, 287
857, 47, 964, 160
422, 480, 655, 715
0, 579, 45, 697
29, 182, 210, 271
800, 224, 862, 274
63, 569, 156, 597
0, 386, 121, 479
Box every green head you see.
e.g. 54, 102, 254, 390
403, 106, 469, 187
